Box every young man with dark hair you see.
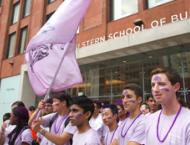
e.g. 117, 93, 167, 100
69, 96, 101, 145
146, 96, 160, 113
111, 83, 145, 145
29, 92, 73, 145
102, 104, 118, 145
145, 67, 190, 145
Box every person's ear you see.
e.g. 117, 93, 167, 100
84, 111, 91, 120
137, 96, 142, 104
173, 82, 180, 92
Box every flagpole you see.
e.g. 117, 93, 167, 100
44, 42, 70, 101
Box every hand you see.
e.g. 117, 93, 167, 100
31, 119, 43, 132
38, 100, 46, 110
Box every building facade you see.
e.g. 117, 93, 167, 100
0, 0, 190, 123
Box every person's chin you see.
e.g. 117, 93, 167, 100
70, 121, 76, 126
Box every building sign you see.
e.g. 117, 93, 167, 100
77, 11, 190, 48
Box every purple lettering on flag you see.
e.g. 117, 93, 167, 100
25, 0, 91, 96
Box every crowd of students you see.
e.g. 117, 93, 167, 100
0, 66, 190, 145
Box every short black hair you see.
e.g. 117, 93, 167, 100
52, 91, 72, 107
103, 104, 118, 115
28, 106, 36, 111
45, 98, 53, 104
93, 101, 102, 109
3, 113, 11, 122
123, 83, 143, 98
71, 96, 94, 120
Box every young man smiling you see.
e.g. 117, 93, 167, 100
111, 83, 145, 145
145, 67, 190, 145
102, 104, 118, 145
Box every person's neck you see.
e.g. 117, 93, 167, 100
77, 122, 91, 133
58, 109, 69, 116
92, 113, 99, 118
108, 122, 117, 132
119, 114, 127, 121
162, 99, 181, 115
129, 108, 141, 119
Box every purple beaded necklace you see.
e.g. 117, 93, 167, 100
105, 125, 118, 145
156, 106, 182, 143
53, 115, 67, 133
121, 113, 142, 137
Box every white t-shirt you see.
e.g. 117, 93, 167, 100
14, 129, 33, 145
89, 113, 104, 138
103, 127, 118, 145
6, 128, 32, 145
145, 107, 190, 145
114, 114, 145, 145
2, 120, 16, 145
72, 128, 101, 145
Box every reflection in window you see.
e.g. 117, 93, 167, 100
111, 0, 138, 20
7, 33, 16, 58
18, 27, 28, 54
23, 0, 32, 17
148, 0, 174, 8
48, 0, 55, 4
11, 3, 20, 24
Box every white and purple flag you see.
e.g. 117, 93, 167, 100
25, 0, 91, 96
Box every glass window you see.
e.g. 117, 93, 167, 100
47, 0, 55, 4
148, 0, 174, 8
111, 0, 138, 20
18, 27, 28, 54
7, 33, 16, 58
11, 3, 20, 24
23, 0, 32, 17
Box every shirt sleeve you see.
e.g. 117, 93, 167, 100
185, 122, 190, 145
42, 113, 56, 127
64, 123, 77, 134
21, 129, 33, 144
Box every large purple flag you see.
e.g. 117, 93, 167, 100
25, 0, 91, 96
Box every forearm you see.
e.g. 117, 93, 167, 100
127, 141, 141, 145
28, 109, 41, 126
39, 129, 72, 145
0, 131, 5, 145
